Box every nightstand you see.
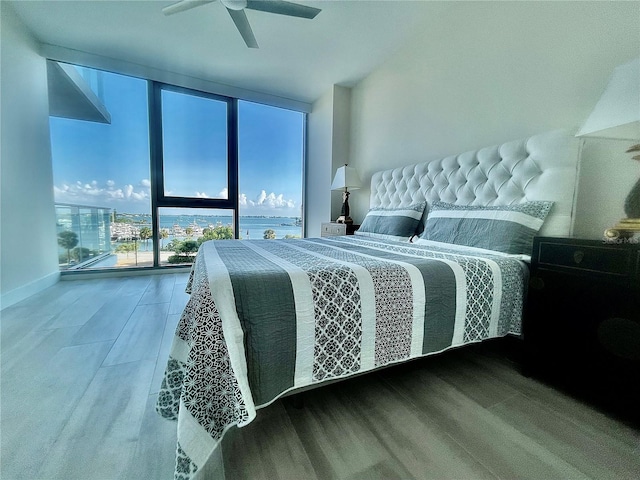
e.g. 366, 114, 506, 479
524, 236, 640, 423
321, 222, 359, 237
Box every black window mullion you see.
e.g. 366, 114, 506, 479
229, 98, 239, 238
148, 81, 163, 267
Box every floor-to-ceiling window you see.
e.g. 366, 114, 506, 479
238, 101, 304, 240
50, 66, 152, 269
49, 63, 305, 271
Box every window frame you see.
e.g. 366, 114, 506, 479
53, 64, 306, 273
149, 82, 240, 266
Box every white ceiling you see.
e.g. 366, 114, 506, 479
10, 0, 442, 105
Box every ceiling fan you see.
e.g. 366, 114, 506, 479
162, 0, 321, 49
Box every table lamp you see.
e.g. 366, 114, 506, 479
331, 164, 361, 224
576, 56, 640, 239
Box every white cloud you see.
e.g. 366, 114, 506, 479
53, 179, 149, 210
140, 179, 151, 188
107, 189, 124, 199
246, 190, 296, 210
53, 179, 298, 216
130, 190, 147, 200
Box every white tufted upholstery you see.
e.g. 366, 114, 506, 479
369, 130, 580, 237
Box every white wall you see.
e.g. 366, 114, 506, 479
306, 85, 352, 236
348, 1, 640, 239
330, 86, 352, 221
1, 3, 60, 309
306, 89, 334, 238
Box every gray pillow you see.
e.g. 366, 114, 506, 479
356, 203, 427, 241
420, 201, 553, 255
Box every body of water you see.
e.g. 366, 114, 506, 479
119, 215, 303, 251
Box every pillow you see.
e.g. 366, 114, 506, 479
420, 201, 553, 255
355, 202, 426, 241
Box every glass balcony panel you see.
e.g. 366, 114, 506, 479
56, 203, 113, 269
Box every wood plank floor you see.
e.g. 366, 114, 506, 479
1, 274, 639, 480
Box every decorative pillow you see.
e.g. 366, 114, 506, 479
420, 201, 553, 255
355, 203, 426, 241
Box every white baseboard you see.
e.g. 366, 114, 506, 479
1, 271, 61, 311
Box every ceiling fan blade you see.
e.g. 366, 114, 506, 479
245, 0, 321, 19
162, 0, 215, 16
227, 8, 259, 48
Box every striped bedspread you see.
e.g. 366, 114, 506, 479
156, 236, 527, 479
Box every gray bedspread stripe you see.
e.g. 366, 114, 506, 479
418, 260, 457, 353
304, 239, 457, 354
216, 242, 296, 405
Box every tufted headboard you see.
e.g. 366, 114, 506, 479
369, 130, 580, 237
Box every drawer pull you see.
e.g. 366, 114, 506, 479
573, 250, 585, 264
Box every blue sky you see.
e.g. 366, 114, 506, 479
50, 67, 304, 216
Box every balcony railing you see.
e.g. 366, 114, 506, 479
56, 204, 305, 271
55, 203, 113, 270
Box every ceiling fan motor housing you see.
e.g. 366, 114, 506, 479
221, 0, 247, 11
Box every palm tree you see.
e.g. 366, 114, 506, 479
58, 230, 78, 265
160, 228, 169, 249
263, 229, 276, 240
139, 226, 152, 248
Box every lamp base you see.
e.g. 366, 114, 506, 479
604, 218, 640, 240
335, 216, 353, 224
623, 175, 640, 218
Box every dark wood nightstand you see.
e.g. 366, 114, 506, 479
346, 223, 360, 235
524, 236, 640, 424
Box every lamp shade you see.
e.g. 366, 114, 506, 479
331, 165, 362, 190
576, 56, 640, 140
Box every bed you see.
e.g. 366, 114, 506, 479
156, 130, 580, 480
